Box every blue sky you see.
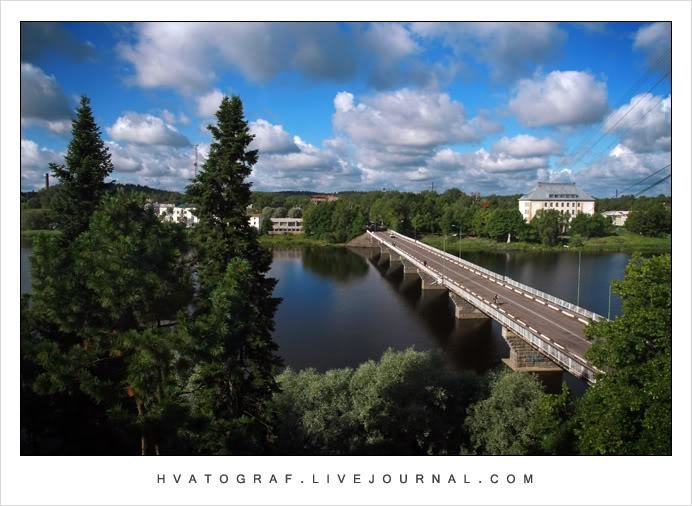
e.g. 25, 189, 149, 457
20, 22, 671, 196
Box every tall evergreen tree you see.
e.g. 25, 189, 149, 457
50, 95, 114, 241
184, 96, 282, 454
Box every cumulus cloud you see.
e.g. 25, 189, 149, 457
21, 22, 94, 63
196, 89, 224, 117
574, 144, 671, 196
508, 70, 608, 127
161, 109, 190, 125
249, 119, 299, 154
118, 22, 452, 94
21, 138, 63, 190
104, 140, 199, 189
20, 63, 73, 133
411, 22, 566, 81
107, 112, 190, 147
333, 89, 499, 152
492, 135, 561, 158
633, 22, 671, 74
603, 93, 670, 153
118, 23, 359, 94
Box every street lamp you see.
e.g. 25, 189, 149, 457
576, 249, 582, 307
607, 281, 612, 320
451, 224, 462, 258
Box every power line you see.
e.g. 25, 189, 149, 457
618, 163, 671, 195
634, 172, 671, 196
567, 51, 671, 164
582, 93, 667, 169
569, 68, 671, 169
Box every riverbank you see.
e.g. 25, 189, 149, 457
259, 234, 338, 248
420, 230, 670, 255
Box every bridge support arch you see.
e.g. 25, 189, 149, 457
449, 293, 490, 320
418, 271, 447, 291
501, 327, 562, 373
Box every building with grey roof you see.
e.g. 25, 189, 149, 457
519, 182, 595, 222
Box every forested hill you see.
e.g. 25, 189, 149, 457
21, 183, 187, 209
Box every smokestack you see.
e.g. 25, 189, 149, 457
45, 173, 49, 190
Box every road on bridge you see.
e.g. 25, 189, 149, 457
371, 231, 593, 362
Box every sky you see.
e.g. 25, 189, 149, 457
20, 21, 671, 197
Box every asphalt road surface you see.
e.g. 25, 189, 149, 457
371, 231, 593, 360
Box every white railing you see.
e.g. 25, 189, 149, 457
388, 230, 604, 322
368, 231, 600, 383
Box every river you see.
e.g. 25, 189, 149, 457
20, 244, 627, 387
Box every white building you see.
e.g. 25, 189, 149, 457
269, 217, 303, 234
519, 182, 595, 223
601, 210, 629, 227
248, 214, 263, 230
155, 203, 199, 227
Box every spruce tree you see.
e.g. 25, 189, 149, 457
184, 96, 282, 454
50, 95, 114, 241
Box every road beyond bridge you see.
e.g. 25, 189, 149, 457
366, 230, 604, 383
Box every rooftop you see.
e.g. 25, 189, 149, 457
519, 182, 594, 202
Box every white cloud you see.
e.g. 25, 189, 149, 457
333, 88, 499, 152
104, 140, 199, 190
509, 70, 608, 127
20, 63, 73, 133
161, 109, 190, 125
492, 135, 561, 158
603, 93, 670, 153
633, 22, 671, 74
249, 119, 299, 154
195, 89, 224, 117
119, 23, 359, 94
411, 22, 566, 81
21, 138, 63, 190
574, 145, 671, 196
359, 23, 419, 61
107, 113, 190, 147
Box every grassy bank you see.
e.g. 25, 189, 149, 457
421, 230, 671, 255
258, 234, 339, 248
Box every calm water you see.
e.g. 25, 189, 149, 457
20, 245, 628, 387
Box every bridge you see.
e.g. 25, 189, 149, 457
366, 230, 605, 383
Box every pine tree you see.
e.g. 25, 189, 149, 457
184, 96, 282, 454
50, 95, 114, 241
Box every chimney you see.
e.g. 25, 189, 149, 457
45, 173, 49, 190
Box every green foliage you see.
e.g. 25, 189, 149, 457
272, 207, 288, 218
576, 254, 671, 455
184, 95, 282, 454
625, 198, 671, 237
21, 207, 56, 231
466, 371, 575, 455
570, 212, 613, 239
530, 209, 566, 246
49, 96, 114, 241
303, 200, 366, 243
271, 348, 484, 455
287, 207, 302, 218
485, 208, 525, 241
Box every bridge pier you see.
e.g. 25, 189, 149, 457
418, 271, 447, 292
501, 327, 561, 373
386, 253, 403, 275
449, 293, 489, 320
376, 247, 390, 267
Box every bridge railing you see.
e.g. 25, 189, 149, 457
368, 231, 598, 383
388, 230, 605, 322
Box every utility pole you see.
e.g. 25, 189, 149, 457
607, 282, 612, 320
193, 144, 199, 177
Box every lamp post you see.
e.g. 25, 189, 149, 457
607, 281, 612, 320
576, 249, 582, 307
451, 224, 462, 258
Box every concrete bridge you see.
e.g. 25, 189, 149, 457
366, 230, 605, 383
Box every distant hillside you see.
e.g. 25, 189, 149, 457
21, 183, 187, 209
